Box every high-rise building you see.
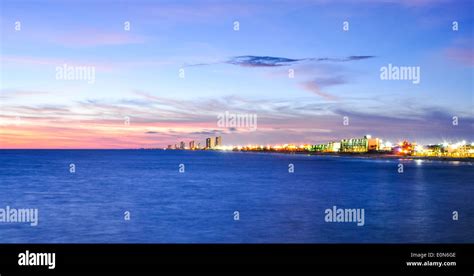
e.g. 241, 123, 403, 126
340, 135, 379, 152
215, 136, 222, 147
367, 137, 380, 151
180, 141, 185, 150
327, 141, 341, 152
189, 140, 195, 150
206, 137, 215, 149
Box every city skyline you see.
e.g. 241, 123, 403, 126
165, 134, 474, 157
1, 0, 473, 149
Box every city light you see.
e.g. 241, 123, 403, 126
167, 136, 474, 158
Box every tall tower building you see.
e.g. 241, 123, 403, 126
215, 136, 222, 147
189, 140, 195, 150
206, 137, 215, 149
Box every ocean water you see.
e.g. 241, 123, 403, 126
0, 149, 472, 243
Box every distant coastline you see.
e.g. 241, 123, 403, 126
306, 151, 474, 162
162, 148, 474, 162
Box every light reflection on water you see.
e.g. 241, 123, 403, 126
0, 150, 473, 243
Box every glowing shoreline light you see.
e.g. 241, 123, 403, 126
170, 136, 473, 158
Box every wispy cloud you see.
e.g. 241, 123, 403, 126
189, 129, 228, 135
0, 55, 115, 71
136, 2, 261, 23
48, 29, 147, 47
445, 48, 474, 67
0, 55, 175, 73
300, 75, 348, 100
184, 55, 374, 99
0, 89, 50, 100
2, 90, 472, 148
189, 55, 375, 68
226, 56, 302, 67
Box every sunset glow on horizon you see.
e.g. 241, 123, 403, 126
1, 0, 473, 149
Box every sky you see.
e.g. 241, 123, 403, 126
0, 0, 473, 149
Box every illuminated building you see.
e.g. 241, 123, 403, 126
312, 141, 340, 152
312, 143, 328, 152
167, 135, 472, 158
396, 141, 414, 155
327, 142, 341, 152
379, 141, 393, 151
414, 141, 474, 158
367, 137, 380, 151
215, 136, 222, 147
206, 137, 215, 149
340, 135, 379, 152
423, 145, 444, 156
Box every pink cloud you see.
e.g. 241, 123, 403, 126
0, 55, 115, 71
300, 81, 339, 101
445, 48, 474, 66
49, 29, 146, 47
0, 55, 172, 72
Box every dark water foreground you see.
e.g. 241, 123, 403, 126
0, 149, 472, 243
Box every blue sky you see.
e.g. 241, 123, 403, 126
0, 0, 473, 148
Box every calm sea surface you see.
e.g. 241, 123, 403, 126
0, 150, 472, 243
